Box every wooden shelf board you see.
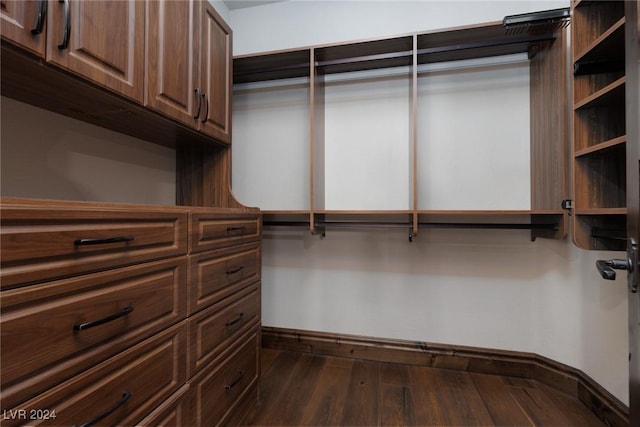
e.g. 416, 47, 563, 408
573, 17, 625, 65
575, 208, 627, 215
573, 76, 625, 109
574, 135, 626, 157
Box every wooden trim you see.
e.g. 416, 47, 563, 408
262, 326, 629, 427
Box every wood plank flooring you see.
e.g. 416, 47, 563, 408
245, 349, 605, 426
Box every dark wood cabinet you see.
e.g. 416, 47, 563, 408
0, 199, 261, 426
146, 0, 232, 144
199, 1, 232, 144
46, 0, 144, 103
0, 0, 46, 57
146, 0, 200, 128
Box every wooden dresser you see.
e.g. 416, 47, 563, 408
0, 198, 261, 426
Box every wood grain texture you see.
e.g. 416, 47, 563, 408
262, 326, 629, 427
0, 0, 46, 57
529, 28, 568, 241
248, 348, 607, 427
199, 1, 232, 144
46, 0, 145, 103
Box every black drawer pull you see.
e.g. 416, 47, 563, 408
201, 92, 209, 123
74, 236, 134, 246
225, 313, 245, 327
226, 266, 244, 275
76, 391, 132, 427
226, 226, 247, 232
225, 370, 245, 391
57, 0, 70, 50
73, 306, 133, 331
31, 0, 47, 35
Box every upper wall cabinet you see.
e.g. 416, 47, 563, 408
146, 0, 232, 144
46, 0, 144, 103
146, 0, 200, 127
2, 0, 144, 102
2, 0, 236, 206
0, 0, 46, 57
199, 2, 232, 144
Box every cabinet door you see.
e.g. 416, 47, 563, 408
146, 0, 200, 126
0, 0, 46, 57
46, 0, 144, 102
198, 1, 232, 144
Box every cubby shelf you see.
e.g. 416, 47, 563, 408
571, 0, 628, 250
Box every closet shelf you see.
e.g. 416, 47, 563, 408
574, 208, 627, 215
237, 10, 569, 243
573, 76, 625, 110
573, 17, 625, 66
574, 136, 626, 158
234, 19, 561, 84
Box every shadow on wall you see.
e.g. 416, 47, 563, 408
1, 97, 175, 205
262, 227, 570, 281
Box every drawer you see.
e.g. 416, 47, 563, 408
137, 384, 193, 427
189, 211, 261, 254
0, 203, 188, 288
189, 243, 260, 314
1, 257, 187, 409
188, 283, 260, 377
189, 329, 259, 427
1, 323, 187, 427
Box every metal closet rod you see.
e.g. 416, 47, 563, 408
263, 220, 559, 231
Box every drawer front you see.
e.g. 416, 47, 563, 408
188, 283, 260, 377
190, 329, 259, 427
1, 258, 187, 409
1, 323, 187, 427
1, 205, 188, 288
189, 243, 260, 314
137, 384, 193, 427
190, 212, 261, 253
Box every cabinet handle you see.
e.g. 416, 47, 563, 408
226, 266, 244, 275
73, 306, 133, 331
225, 370, 245, 391
193, 88, 202, 119
75, 391, 132, 427
201, 92, 209, 123
31, 0, 47, 35
74, 236, 134, 246
225, 312, 245, 327
57, 0, 70, 50
227, 226, 246, 232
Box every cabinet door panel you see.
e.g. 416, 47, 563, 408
199, 2, 232, 143
146, 0, 199, 125
47, 0, 144, 102
0, 0, 46, 57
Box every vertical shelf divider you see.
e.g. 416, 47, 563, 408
310, 48, 326, 235
411, 34, 420, 239
529, 26, 569, 241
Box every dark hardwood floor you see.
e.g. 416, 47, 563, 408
245, 348, 605, 426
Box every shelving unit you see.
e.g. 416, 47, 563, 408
234, 12, 569, 241
571, 0, 627, 250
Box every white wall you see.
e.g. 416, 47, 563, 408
1, 97, 176, 205
229, 0, 630, 405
